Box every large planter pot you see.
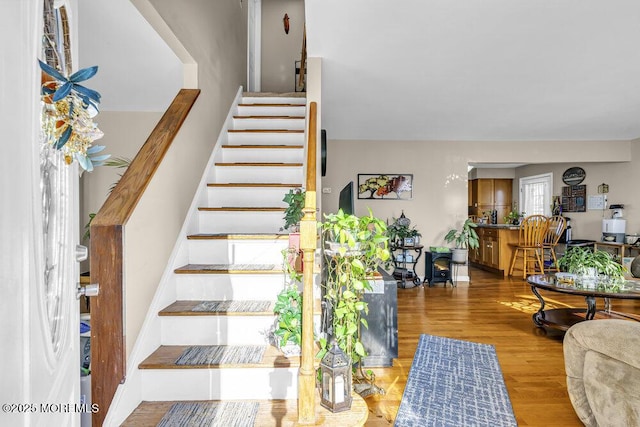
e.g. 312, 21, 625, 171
451, 248, 468, 264
276, 336, 301, 357
578, 267, 598, 288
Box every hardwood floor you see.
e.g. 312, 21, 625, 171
363, 267, 640, 426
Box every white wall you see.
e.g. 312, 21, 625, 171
514, 157, 640, 242
114, 0, 247, 357
261, 0, 305, 92
469, 168, 516, 180
79, 111, 162, 272
78, 0, 182, 111
321, 139, 636, 278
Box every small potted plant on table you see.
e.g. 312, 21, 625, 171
387, 212, 421, 248
557, 247, 626, 288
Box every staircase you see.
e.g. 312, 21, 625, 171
119, 93, 314, 425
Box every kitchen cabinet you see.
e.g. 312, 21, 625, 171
469, 178, 513, 223
481, 228, 500, 269
471, 225, 519, 276
477, 179, 495, 206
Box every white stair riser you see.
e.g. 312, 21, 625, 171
141, 368, 298, 400
237, 105, 305, 116
188, 239, 290, 264
161, 316, 275, 346
198, 211, 283, 234
206, 187, 296, 208
212, 165, 303, 183
226, 132, 304, 146
233, 117, 305, 130
241, 97, 306, 105
176, 274, 287, 300
221, 147, 304, 163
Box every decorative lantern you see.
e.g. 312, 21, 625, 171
320, 342, 352, 412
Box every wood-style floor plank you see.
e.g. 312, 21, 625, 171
362, 267, 640, 426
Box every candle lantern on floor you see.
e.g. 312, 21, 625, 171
320, 342, 352, 412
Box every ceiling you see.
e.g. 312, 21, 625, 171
305, 0, 640, 141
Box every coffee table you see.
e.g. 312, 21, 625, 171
527, 274, 640, 331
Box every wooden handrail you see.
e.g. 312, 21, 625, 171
305, 102, 317, 192
298, 101, 318, 423
90, 89, 200, 426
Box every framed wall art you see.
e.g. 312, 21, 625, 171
357, 174, 413, 200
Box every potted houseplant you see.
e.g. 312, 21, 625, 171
281, 188, 306, 267
504, 208, 524, 225
272, 248, 303, 356
387, 215, 421, 247
557, 247, 626, 288
444, 218, 480, 263
282, 188, 306, 232
318, 209, 390, 395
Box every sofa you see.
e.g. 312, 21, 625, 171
564, 319, 640, 426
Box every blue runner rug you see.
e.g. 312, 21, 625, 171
395, 334, 517, 427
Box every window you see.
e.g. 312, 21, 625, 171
519, 173, 552, 217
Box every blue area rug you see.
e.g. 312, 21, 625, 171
395, 334, 517, 427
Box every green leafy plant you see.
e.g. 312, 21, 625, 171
444, 218, 480, 250
318, 209, 390, 366
83, 156, 132, 240
273, 285, 302, 347
273, 248, 303, 349
504, 209, 521, 225
282, 188, 306, 231
558, 247, 626, 281
386, 217, 421, 246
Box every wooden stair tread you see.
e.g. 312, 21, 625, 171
159, 300, 274, 316
238, 103, 305, 107
221, 144, 304, 149
139, 345, 298, 369
187, 233, 289, 240
228, 129, 304, 133
159, 300, 321, 316
207, 183, 302, 188
214, 162, 303, 167
197, 207, 285, 212
122, 394, 368, 427
234, 115, 305, 119
174, 264, 283, 274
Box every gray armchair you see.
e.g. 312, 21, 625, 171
564, 319, 640, 426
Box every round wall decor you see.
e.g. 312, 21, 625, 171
562, 167, 586, 186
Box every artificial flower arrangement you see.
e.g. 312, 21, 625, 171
39, 60, 109, 172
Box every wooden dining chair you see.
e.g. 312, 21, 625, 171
508, 215, 549, 279
542, 215, 566, 272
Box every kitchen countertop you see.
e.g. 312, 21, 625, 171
475, 223, 520, 230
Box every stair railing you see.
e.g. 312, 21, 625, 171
298, 101, 318, 423
90, 89, 200, 426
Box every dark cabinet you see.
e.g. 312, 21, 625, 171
361, 268, 398, 367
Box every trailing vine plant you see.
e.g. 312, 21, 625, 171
273, 248, 303, 348
318, 209, 390, 372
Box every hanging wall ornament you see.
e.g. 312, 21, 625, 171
283, 13, 290, 34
